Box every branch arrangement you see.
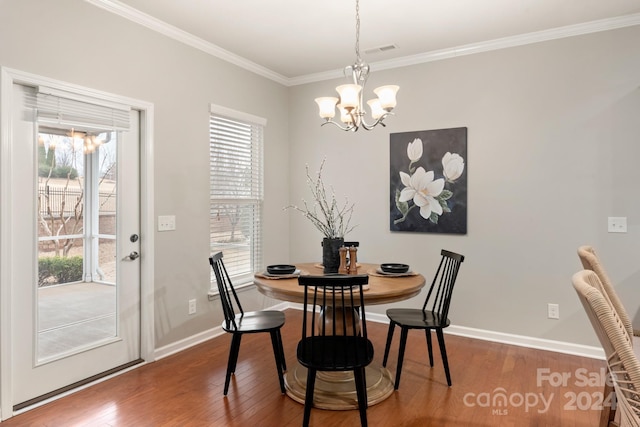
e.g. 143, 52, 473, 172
285, 159, 355, 239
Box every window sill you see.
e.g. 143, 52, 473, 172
208, 279, 255, 300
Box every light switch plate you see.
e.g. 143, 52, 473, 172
158, 215, 176, 231
608, 217, 627, 233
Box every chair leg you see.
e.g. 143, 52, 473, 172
425, 329, 434, 367
383, 322, 396, 367
435, 328, 452, 386
353, 368, 368, 427
224, 333, 242, 395
276, 329, 287, 372
599, 381, 615, 427
303, 368, 317, 427
394, 327, 409, 390
269, 330, 286, 394
229, 333, 242, 373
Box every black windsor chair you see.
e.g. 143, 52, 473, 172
382, 249, 465, 389
209, 252, 286, 395
297, 274, 373, 427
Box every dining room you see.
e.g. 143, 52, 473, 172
1, 0, 640, 424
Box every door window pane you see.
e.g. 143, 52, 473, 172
36, 130, 118, 362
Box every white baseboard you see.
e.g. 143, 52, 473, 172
155, 303, 604, 362
154, 301, 290, 360
364, 311, 605, 360
444, 324, 604, 359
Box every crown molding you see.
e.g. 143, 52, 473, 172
84, 0, 290, 86
85, 1, 640, 88
291, 12, 640, 86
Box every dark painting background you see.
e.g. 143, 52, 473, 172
389, 127, 467, 234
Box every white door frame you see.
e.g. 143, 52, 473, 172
0, 67, 155, 420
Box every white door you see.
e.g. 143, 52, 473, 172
7, 82, 142, 409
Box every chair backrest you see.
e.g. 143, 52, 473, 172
209, 252, 243, 329
572, 270, 640, 425
422, 249, 465, 321
297, 274, 372, 370
578, 245, 634, 341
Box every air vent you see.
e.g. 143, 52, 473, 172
364, 44, 398, 55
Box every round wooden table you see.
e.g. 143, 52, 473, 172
254, 262, 426, 410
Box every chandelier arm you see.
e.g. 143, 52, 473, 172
359, 112, 394, 130
320, 120, 356, 132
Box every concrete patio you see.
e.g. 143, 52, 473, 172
37, 282, 116, 361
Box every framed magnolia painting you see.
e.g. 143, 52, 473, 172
390, 127, 467, 234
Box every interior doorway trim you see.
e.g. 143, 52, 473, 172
0, 67, 155, 420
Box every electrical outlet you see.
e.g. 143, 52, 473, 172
548, 303, 559, 319
188, 299, 196, 315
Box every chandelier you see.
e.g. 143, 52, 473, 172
314, 0, 399, 132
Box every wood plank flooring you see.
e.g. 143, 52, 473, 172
4, 309, 605, 426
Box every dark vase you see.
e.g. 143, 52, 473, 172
322, 237, 344, 274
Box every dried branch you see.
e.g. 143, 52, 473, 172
284, 159, 356, 239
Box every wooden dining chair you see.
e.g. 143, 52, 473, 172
208, 252, 286, 396
383, 249, 465, 389
572, 270, 640, 427
297, 274, 372, 427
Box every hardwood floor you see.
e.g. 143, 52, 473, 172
4, 309, 604, 426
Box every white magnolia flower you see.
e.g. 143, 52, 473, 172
407, 138, 423, 162
442, 152, 465, 183
399, 167, 445, 220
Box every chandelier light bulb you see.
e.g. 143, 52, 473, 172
335, 84, 361, 110
315, 97, 338, 119
338, 104, 354, 123
374, 85, 399, 111
367, 99, 384, 120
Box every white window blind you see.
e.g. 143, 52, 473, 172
209, 104, 264, 287
33, 86, 130, 132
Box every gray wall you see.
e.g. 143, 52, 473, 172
2, 0, 639, 351
287, 25, 640, 347
0, 0, 290, 348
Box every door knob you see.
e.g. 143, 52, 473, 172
128, 251, 140, 260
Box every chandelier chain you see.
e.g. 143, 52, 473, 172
355, 0, 361, 63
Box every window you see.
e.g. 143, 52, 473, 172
209, 104, 265, 288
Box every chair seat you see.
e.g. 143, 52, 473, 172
222, 310, 285, 333
297, 336, 374, 371
387, 308, 450, 329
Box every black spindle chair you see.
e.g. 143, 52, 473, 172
382, 249, 465, 388
209, 252, 286, 395
297, 274, 372, 427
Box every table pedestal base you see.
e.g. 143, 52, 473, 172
284, 363, 395, 410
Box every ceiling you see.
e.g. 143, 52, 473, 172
89, 0, 640, 85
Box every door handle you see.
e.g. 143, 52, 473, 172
127, 251, 140, 260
